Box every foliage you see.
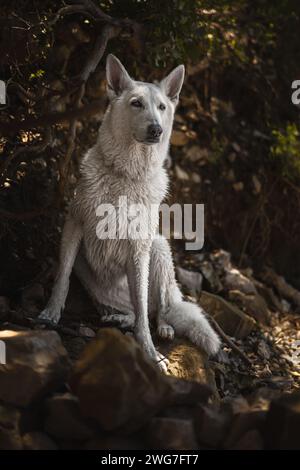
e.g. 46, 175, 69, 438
271, 124, 300, 182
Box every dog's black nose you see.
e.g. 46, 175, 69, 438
148, 124, 163, 138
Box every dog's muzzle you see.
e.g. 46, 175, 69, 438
146, 124, 163, 143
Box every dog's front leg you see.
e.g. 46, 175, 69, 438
39, 216, 82, 324
127, 244, 168, 372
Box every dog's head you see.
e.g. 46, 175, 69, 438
105, 54, 185, 146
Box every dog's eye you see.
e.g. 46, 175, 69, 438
131, 100, 142, 108
159, 103, 166, 111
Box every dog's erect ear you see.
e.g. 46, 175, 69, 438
106, 54, 133, 99
160, 65, 185, 104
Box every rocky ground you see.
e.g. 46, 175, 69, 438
0, 248, 300, 450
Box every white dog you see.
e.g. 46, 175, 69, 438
39, 54, 220, 371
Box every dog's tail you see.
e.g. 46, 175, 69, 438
149, 235, 220, 356
163, 296, 221, 356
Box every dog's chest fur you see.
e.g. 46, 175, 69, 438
70, 143, 169, 284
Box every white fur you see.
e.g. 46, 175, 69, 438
39, 55, 220, 370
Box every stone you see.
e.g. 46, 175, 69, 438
0, 330, 71, 406
256, 339, 271, 360
158, 338, 218, 399
194, 405, 230, 448
44, 393, 95, 441
174, 165, 189, 180
224, 268, 256, 295
166, 376, 212, 406
228, 290, 270, 324
146, 417, 198, 450
262, 267, 300, 309
199, 291, 256, 339
176, 267, 202, 294
23, 432, 58, 450
78, 326, 96, 338
0, 403, 22, 431
200, 260, 223, 292
191, 173, 201, 183
264, 391, 300, 449
69, 328, 171, 433
223, 410, 266, 449
0, 403, 24, 450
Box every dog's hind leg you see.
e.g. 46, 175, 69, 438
149, 235, 221, 356
39, 216, 82, 324
74, 250, 135, 329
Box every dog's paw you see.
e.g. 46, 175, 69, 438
38, 307, 61, 325
157, 323, 175, 341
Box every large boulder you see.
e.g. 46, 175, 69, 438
69, 328, 171, 433
0, 330, 71, 407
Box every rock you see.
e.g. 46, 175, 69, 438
264, 391, 300, 449
256, 339, 271, 360
228, 290, 270, 324
146, 417, 198, 450
209, 249, 231, 271
261, 267, 300, 310
158, 338, 218, 398
224, 268, 256, 295
0, 330, 71, 406
78, 326, 96, 338
23, 432, 58, 450
174, 165, 189, 180
85, 435, 145, 450
166, 376, 212, 406
254, 279, 283, 312
200, 260, 223, 292
44, 393, 95, 441
69, 328, 171, 433
176, 267, 202, 294
0, 403, 24, 449
231, 430, 264, 450
223, 410, 266, 449
223, 395, 250, 414
194, 405, 230, 448
191, 172, 201, 183
200, 291, 256, 339
171, 130, 189, 146
21, 283, 45, 314
0, 428, 23, 450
